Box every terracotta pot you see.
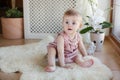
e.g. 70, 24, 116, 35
90, 32, 105, 51
1, 18, 24, 39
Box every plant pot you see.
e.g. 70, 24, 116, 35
1, 18, 24, 39
90, 32, 105, 51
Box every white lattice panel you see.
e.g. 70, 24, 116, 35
23, 0, 81, 39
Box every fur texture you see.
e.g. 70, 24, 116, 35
0, 36, 112, 80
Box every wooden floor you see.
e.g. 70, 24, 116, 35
0, 36, 120, 80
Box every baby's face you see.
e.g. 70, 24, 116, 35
63, 15, 81, 35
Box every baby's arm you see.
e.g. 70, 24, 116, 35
56, 35, 73, 69
56, 35, 65, 67
78, 38, 88, 56
77, 39, 94, 67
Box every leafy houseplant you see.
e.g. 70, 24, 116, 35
79, 0, 112, 51
80, 16, 112, 34
5, 8, 23, 18
80, 0, 112, 34
1, 8, 24, 39
80, 11, 112, 51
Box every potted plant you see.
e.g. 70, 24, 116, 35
80, 0, 112, 51
80, 16, 112, 34
80, 15, 112, 51
1, 7, 23, 39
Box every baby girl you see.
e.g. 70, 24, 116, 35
45, 9, 94, 72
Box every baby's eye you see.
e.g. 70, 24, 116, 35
72, 22, 76, 25
66, 21, 69, 24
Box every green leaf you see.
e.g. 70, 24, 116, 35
84, 23, 89, 25
80, 27, 93, 34
101, 21, 112, 29
5, 8, 23, 18
86, 16, 90, 18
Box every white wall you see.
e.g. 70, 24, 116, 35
112, 0, 120, 40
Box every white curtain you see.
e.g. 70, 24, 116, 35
98, 0, 111, 35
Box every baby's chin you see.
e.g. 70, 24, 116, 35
65, 30, 75, 34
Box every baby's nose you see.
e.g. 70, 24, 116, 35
68, 23, 73, 27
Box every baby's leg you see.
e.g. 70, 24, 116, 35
74, 54, 94, 68
45, 47, 56, 72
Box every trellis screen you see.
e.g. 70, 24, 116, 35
23, 0, 81, 39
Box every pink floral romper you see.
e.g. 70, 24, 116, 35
47, 31, 82, 63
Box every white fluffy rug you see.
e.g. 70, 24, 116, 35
0, 36, 113, 80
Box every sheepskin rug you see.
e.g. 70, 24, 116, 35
0, 36, 113, 80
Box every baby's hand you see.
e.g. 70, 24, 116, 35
62, 65, 73, 69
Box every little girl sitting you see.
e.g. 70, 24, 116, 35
45, 9, 94, 72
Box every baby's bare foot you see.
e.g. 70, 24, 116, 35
80, 59, 94, 68
45, 66, 56, 72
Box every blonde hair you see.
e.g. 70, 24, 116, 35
63, 9, 82, 27
64, 9, 80, 16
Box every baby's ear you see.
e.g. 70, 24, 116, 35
79, 23, 83, 28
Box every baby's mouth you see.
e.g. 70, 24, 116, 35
68, 28, 72, 30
